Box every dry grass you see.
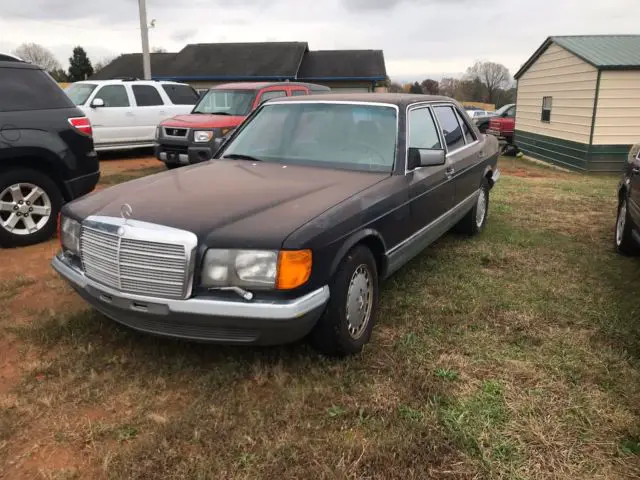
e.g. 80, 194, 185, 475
0, 157, 639, 479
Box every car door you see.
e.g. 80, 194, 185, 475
629, 148, 640, 225
86, 84, 137, 147
406, 105, 455, 235
131, 84, 167, 143
433, 104, 485, 206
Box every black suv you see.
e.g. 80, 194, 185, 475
0, 54, 99, 247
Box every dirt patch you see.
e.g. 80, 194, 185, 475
99, 155, 159, 177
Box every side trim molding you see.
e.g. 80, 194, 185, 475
384, 190, 480, 276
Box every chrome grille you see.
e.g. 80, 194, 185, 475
80, 223, 192, 299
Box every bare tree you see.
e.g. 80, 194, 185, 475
93, 56, 116, 74
464, 61, 511, 104
420, 78, 439, 95
12, 43, 60, 72
388, 82, 404, 93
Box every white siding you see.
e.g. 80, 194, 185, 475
593, 70, 640, 145
516, 44, 597, 143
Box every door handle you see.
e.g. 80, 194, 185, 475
125, 112, 134, 117
159, 111, 167, 115
445, 167, 455, 178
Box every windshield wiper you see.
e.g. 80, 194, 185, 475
222, 153, 263, 162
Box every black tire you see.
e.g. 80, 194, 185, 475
615, 197, 640, 256
309, 245, 379, 357
454, 178, 490, 236
0, 168, 63, 248
165, 163, 180, 170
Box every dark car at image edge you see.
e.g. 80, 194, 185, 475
0, 53, 100, 247
52, 93, 500, 357
615, 142, 640, 255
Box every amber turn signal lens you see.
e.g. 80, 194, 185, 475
276, 250, 312, 290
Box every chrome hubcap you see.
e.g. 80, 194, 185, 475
0, 183, 52, 236
476, 190, 487, 228
345, 264, 373, 339
616, 201, 627, 246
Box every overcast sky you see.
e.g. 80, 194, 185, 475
1, 0, 638, 81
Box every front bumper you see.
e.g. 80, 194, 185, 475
155, 143, 215, 166
52, 254, 330, 345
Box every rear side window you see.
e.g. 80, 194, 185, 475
434, 106, 466, 151
162, 84, 199, 104
0, 67, 73, 112
94, 85, 130, 107
291, 90, 307, 96
455, 109, 476, 143
132, 85, 164, 106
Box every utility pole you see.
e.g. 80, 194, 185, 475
138, 0, 151, 79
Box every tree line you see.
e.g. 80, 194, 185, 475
385, 61, 516, 108
10, 43, 168, 82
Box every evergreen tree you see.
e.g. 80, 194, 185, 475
68, 46, 94, 81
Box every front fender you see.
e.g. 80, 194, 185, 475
329, 229, 387, 277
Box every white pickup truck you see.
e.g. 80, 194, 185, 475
65, 79, 199, 151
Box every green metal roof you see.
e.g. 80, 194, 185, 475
515, 35, 640, 79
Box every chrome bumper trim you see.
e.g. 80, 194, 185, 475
52, 255, 330, 320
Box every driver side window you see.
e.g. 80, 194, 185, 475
94, 85, 129, 107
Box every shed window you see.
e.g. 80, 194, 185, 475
541, 96, 552, 122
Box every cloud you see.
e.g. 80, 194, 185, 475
1, 0, 639, 80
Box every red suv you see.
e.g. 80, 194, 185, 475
155, 82, 330, 168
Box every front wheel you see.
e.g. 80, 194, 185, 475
309, 246, 378, 357
615, 197, 639, 256
0, 168, 63, 248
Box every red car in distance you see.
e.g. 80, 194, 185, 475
155, 81, 330, 168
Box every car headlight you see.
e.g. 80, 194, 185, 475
194, 130, 214, 143
59, 215, 81, 255
201, 249, 312, 290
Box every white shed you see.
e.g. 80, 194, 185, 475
514, 35, 640, 172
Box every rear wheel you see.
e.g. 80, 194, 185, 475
0, 168, 62, 248
309, 246, 378, 357
454, 178, 490, 236
615, 197, 640, 256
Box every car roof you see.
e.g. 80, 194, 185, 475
269, 93, 456, 108
214, 81, 330, 90
0, 53, 41, 69
73, 79, 189, 86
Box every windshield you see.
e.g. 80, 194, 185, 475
65, 83, 97, 106
221, 103, 398, 172
495, 104, 514, 116
192, 89, 256, 115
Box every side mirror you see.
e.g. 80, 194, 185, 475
408, 148, 445, 170
91, 98, 105, 108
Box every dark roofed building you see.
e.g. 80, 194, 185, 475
92, 52, 177, 80
90, 42, 387, 92
297, 50, 387, 92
